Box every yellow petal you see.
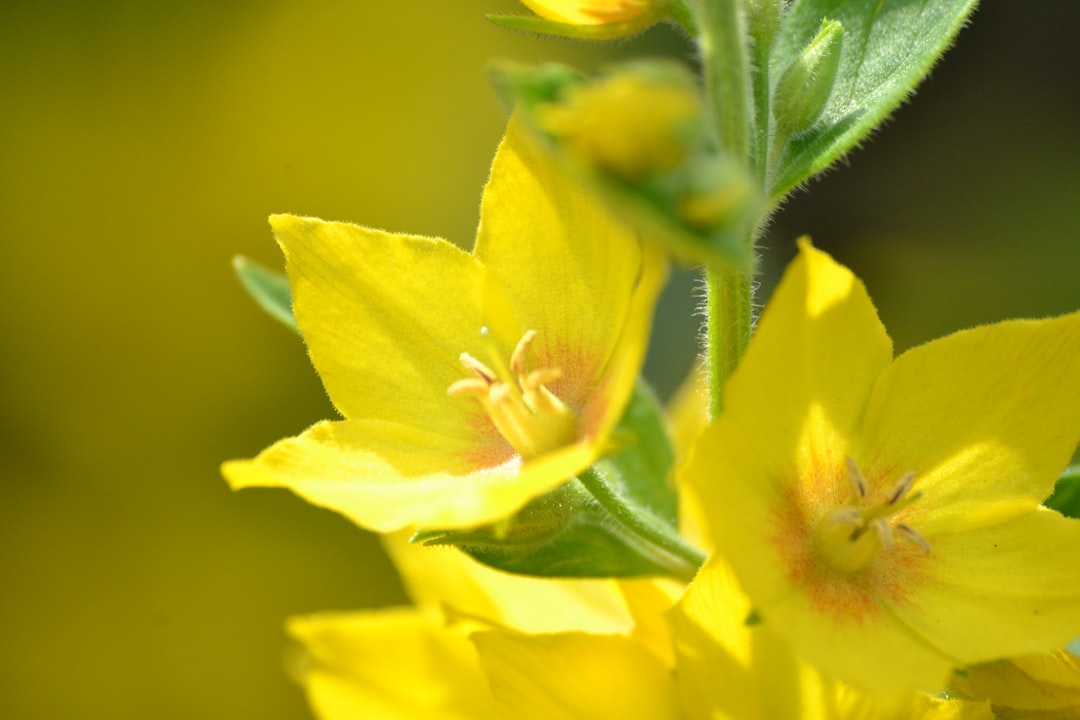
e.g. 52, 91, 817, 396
669, 554, 936, 719
381, 532, 634, 635
690, 240, 892, 540
521, 0, 654, 25
909, 695, 994, 720
222, 418, 598, 531
951, 651, 1080, 715
859, 310, 1080, 536
890, 509, 1080, 664
666, 364, 714, 551
618, 578, 684, 666
472, 630, 680, 720
475, 114, 668, 446
272, 214, 495, 443
287, 608, 495, 720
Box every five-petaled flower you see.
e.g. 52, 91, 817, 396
222, 115, 666, 532
684, 240, 1080, 695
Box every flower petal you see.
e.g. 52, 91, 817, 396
521, 0, 653, 25
272, 214, 494, 442
859, 310, 1080, 536
381, 532, 634, 635
286, 608, 494, 720
669, 555, 914, 719
691, 241, 892, 536
686, 241, 891, 613
475, 114, 664, 420
222, 418, 597, 531
472, 630, 680, 720
889, 508, 1080, 664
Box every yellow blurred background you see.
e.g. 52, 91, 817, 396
0, 2, 1076, 718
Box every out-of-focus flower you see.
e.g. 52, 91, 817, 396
684, 240, 1080, 695
950, 649, 1080, 718
286, 532, 640, 719
514, 0, 671, 39
222, 115, 666, 532
536, 71, 701, 180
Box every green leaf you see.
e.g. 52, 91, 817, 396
419, 381, 704, 579
232, 255, 298, 332
1045, 464, 1080, 519
768, 0, 979, 201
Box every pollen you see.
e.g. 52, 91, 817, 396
448, 329, 578, 459
813, 458, 931, 574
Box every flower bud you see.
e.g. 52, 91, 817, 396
772, 18, 844, 135
489, 0, 671, 40
536, 70, 701, 180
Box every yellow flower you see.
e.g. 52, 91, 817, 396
222, 115, 666, 532
521, 0, 666, 36
683, 240, 1080, 695
287, 532, 640, 719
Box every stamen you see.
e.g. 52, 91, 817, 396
447, 378, 490, 397
459, 352, 496, 383
823, 506, 863, 529
448, 329, 577, 459
888, 471, 916, 506
845, 456, 868, 499
524, 368, 562, 390
815, 459, 928, 574
896, 523, 932, 556
870, 518, 894, 551
509, 329, 537, 376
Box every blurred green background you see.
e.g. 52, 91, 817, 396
1, 2, 1077, 718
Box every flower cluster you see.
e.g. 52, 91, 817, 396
226, 1, 1080, 718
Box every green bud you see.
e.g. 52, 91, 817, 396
772, 18, 844, 135
746, 0, 785, 49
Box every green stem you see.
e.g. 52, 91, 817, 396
577, 466, 707, 582
695, 0, 753, 161
749, 14, 775, 184
705, 259, 753, 419
695, 0, 758, 419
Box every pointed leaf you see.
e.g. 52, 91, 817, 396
232, 255, 297, 331
1046, 464, 1080, 519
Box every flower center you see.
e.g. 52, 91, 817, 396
813, 457, 931, 574
447, 329, 577, 459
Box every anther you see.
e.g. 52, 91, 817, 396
888, 471, 916, 506
510, 330, 537, 375
524, 368, 562, 390
845, 456, 868, 499
896, 523, 932, 556
825, 506, 863, 528
870, 518, 894, 551
459, 352, 496, 383
447, 378, 490, 397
